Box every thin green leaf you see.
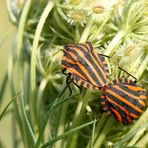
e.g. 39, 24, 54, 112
0, 92, 21, 121
30, 1, 54, 123
35, 85, 68, 147
0, 73, 8, 105
89, 118, 97, 148
19, 94, 36, 146
41, 120, 97, 148
113, 123, 148, 148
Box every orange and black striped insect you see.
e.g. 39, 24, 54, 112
62, 42, 110, 94
101, 78, 147, 125
61, 42, 147, 125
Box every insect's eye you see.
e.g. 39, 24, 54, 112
134, 80, 137, 83
113, 79, 117, 83
118, 78, 122, 82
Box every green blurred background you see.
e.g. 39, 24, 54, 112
0, 1, 15, 147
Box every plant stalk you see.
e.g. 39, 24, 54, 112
79, 21, 94, 43
93, 118, 115, 148
105, 30, 126, 56
30, 0, 54, 129
86, 114, 108, 148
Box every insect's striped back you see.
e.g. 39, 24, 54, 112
101, 78, 147, 125
62, 42, 109, 90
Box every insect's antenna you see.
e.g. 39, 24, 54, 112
52, 49, 63, 56
118, 66, 137, 82
99, 52, 116, 58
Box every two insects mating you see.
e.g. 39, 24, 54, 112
62, 42, 147, 125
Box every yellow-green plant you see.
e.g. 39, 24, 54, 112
0, 0, 148, 148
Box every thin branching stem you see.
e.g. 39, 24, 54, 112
30, 0, 54, 128
42, 120, 96, 148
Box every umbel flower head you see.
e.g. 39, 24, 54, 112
88, 0, 118, 22
67, 8, 89, 26
109, 38, 147, 79
112, 1, 148, 42
116, 39, 143, 66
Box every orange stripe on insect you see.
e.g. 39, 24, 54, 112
107, 98, 129, 115
139, 95, 147, 100
75, 62, 99, 87
113, 85, 140, 100
79, 43, 107, 81
64, 50, 77, 61
65, 66, 87, 81
107, 97, 140, 119
63, 57, 75, 65
124, 85, 143, 92
71, 47, 105, 85
106, 89, 143, 113
110, 107, 122, 122
129, 113, 139, 119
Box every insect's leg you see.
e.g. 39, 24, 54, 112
66, 73, 72, 96
72, 81, 81, 89
62, 68, 67, 75
62, 69, 73, 95
72, 81, 83, 95
118, 66, 137, 83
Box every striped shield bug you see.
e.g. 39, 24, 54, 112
101, 78, 147, 125
62, 42, 110, 94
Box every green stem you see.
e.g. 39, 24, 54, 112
19, 94, 36, 146
13, 0, 33, 147
30, 0, 54, 127
79, 21, 94, 43
54, 10, 74, 38
36, 79, 48, 129
89, 118, 97, 148
105, 30, 126, 56
7, 52, 25, 146
75, 24, 80, 42
93, 11, 113, 39
93, 118, 115, 148
128, 53, 143, 74
17, 0, 32, 59
135, 55, 148, 79
135, 132, 148, 147
0, 73, 8, 106
35, 86, 68, 147
66, 92, 91, 148
54, 99, 69, 148
0, 92, 21, 121
42, 120, 96, 148
127, 128, 146, 146
86, 114, 108, 148
113, 123, 148, 148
